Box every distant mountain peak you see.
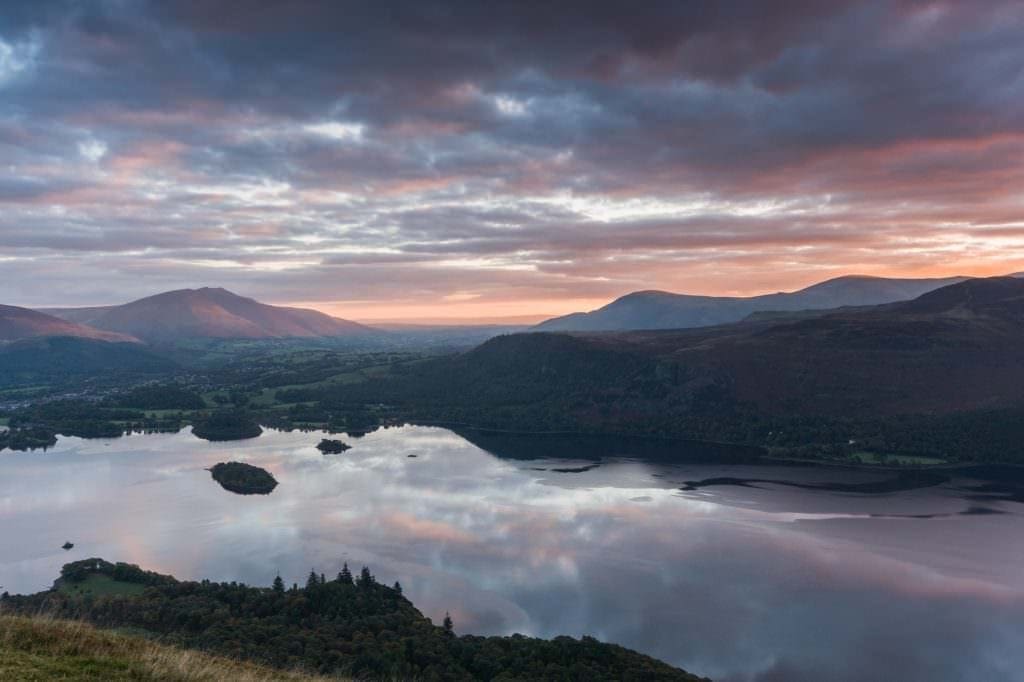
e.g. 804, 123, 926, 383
41, 288, 374, 344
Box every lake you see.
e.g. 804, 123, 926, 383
1, 425, 1022, 681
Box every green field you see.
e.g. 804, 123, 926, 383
850, 451, 947, 466
57, 574, 147, 598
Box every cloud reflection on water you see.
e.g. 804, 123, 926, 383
0, 425, 1022, 681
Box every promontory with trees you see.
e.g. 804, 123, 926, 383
191, 410, 263, 441
1, 559, 705, 681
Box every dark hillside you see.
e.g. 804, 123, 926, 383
293, 279, 1024, 463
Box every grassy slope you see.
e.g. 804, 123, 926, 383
0, 615, 336, 681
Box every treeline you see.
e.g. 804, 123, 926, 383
2, 559, 703, 681
5, 400, 146, 441
0, 399, 188, 451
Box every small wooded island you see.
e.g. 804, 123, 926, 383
191, 411, 263, 441
209, 461, 278, 495
316, 438, 351, 454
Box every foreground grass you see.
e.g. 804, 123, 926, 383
0, 615, 336, 681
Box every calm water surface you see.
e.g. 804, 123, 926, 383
1, 425, 1022, 682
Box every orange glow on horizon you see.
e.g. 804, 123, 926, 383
283, 261, 1024, 325
287, 297, 613, 325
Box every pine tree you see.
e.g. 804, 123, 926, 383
358, 566, 374, 587
338, 563, 353, 585
443, 611, 454, 636
393, 581, 402, 596
272, 575, 285, 593
306, 569, 320, 589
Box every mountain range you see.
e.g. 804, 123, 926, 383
534, 274, 981, 332
607, 276, 1024, 417
41, 287, 371, 344
5, 274, 1023, 348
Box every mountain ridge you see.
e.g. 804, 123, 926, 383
0, 305, 139, 344
41, 288, 374, 344
534, 274, 977, 332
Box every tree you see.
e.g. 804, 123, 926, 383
393, 581, 402, 596
306, 570, 320, 589
272, 575, 285, 594
357, 566, 374, 588
338, 563, 353, 585
443, 612, 454, 636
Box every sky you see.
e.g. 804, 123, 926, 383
2, 1, 1023, 323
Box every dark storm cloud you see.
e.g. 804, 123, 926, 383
2, 0, 1023, 313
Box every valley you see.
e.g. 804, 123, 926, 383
3, 277, 1024, 682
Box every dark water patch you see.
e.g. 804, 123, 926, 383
551, 463, 601, 474
959, 484, 1024, 504
683, 470, 949, 495
866, 505, 1007, 520
960, 506, 1007, 515
868, 512, 944, 519
681, 477, 765, 491
947, 465, 1024, 503
450, 427, 765, 464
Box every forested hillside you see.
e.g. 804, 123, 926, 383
2, 559, 703, 681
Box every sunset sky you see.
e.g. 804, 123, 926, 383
2, 1, 1023, 323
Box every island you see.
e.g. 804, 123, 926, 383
316, 438, 351, 454
191, 411, 263, 442
208, 462, 278, 495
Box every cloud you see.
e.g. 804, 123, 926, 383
1, 0, 1024, 316
77, 138, 107, 162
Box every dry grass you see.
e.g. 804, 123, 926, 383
0, 614, 342, 681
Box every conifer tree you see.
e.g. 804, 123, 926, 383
393, 581, 402, 595
338, 563, 353, 585
272, 575, 285, 593
443, 611, 454, 636
358, 566, 373, 587
306, 569, 320, 589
